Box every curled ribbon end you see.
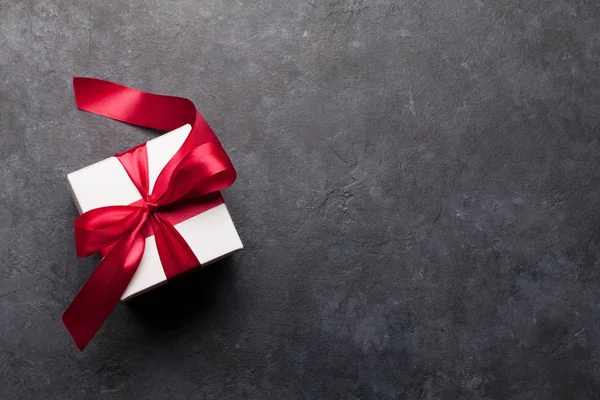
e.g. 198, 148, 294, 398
72, 77, 91, 109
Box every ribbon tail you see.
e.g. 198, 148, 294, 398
73, 77, 198, 132
62, 220, 146, 351
151, 213, 200, 278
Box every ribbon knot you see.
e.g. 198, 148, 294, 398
143, 199, 159, 212
62, 77, 237, 351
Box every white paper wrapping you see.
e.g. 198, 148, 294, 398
67, 124, 243, 300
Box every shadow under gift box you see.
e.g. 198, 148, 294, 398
67, 124, 243, 300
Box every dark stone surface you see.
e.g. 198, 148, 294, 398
1, 0, 600, 398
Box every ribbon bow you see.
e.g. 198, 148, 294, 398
63, 78, 236, 350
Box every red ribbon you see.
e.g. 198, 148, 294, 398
62, 78, 236, 350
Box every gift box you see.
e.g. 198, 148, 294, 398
63, 77, 242, 350
67, 124, 243, 300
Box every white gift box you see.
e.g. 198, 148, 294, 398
67, 124, 243, 300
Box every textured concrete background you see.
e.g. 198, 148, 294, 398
1, 0, 600, 399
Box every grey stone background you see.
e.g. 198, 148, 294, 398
1, 0, 599, 398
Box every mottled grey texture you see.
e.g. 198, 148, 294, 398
1, 0, 600, 398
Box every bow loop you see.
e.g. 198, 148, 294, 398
74, 206, 147, 258
153, 142, 236, 205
